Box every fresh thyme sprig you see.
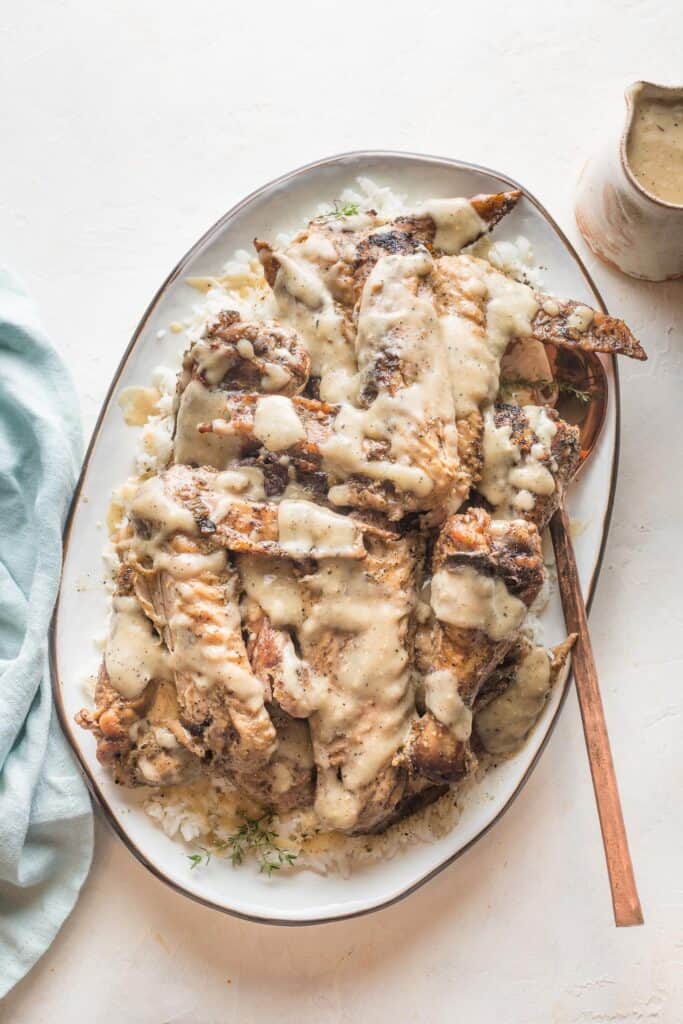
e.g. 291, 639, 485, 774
499, 376, 592, 405
326, 200, 360, 219
186, 815, 298, 877
499, 375, 553, 396
556, 380, 593, 404
221, 814, 298, 876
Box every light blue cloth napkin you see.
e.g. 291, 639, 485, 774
0, 268, 93, 998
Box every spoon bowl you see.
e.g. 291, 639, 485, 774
546, 344, 608, 464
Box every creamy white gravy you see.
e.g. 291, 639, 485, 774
565, 304, 594, 333
167, 569, 266, 708
416, 197, 486, 252
301, 558, 414, 830
627, 96, 683, 205
105, 595, 170, 698
239, 547, 415, 831
475, 645, 552, 754
439, 256, 540, 417
277, 500, 363, 559
322, 251, 457, 500
430, 565, 527, 641
129, 473, 198, 540
120, 477, 269, 708
176, 246, 546, 511
237, 554, 304, 627
478, 405, 557, 517
174, 380, 244, 467
253, 395, 305, 451
189, 324, 297, 390
423, 669, 472, 740
270, 236, 359, 403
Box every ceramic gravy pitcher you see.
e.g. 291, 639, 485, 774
575, 81, 683, 281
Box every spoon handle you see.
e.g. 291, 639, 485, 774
550, 503, 643, 927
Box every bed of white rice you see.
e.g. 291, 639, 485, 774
110, 178, 551, 876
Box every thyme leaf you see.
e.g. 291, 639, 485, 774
221, 813, 298, 876
499, 375, 553, 398
499, 376, 592, 404
556, 380, 593, 404
187, 846, 212, 870
326, 200, 360, 219
186, 816, 297, 876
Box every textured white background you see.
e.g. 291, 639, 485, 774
1, 2, 682, 1021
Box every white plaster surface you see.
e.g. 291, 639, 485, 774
1, 2, 681, 1021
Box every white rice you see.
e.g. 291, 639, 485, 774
109, 178, 549, 876
470, 233, 545, 289
145, 775, 476, 877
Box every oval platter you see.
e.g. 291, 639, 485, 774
52, 151, 619, 924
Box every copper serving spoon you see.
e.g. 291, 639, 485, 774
546, 344, 643, 927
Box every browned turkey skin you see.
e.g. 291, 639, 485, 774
76, 665, 200, 788
90, 470, 320, 813
531, 298, 646, 361
176, 251, 641, 524
474, 403, 582, 530
121, 466, 423, 832
472, 634, 577, 757
174, 311, 311, 467
192, 393, 449, 521
263, 526, 424, 834
429, 510, 545, 703
78, 189, 646, 839
405, 508, 545, 785
255, 189, 522, 300
179, 309, 311, 396
75, 566, 201, 794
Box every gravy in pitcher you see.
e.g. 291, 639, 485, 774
626, 96, 683, 205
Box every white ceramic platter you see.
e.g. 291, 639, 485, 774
52, 152, 619, 924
